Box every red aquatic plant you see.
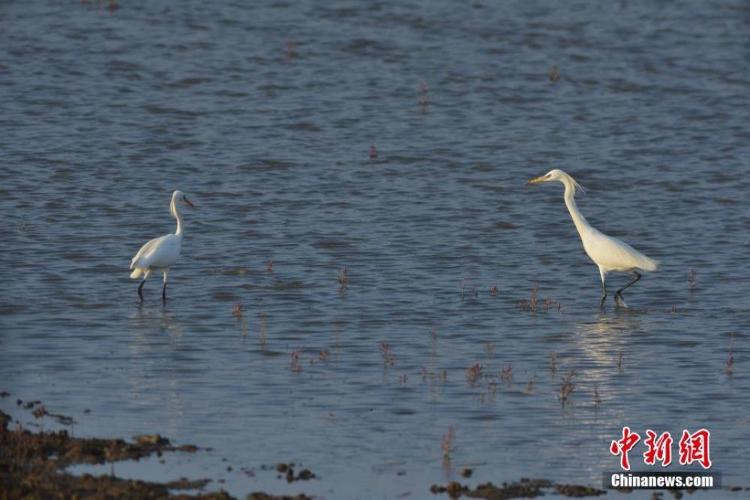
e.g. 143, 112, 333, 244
337, 267, 349, 289
519, 284, 539, 311
550, 352, 558, 374
500, 365, 513, 383
380, 342, 395, 366
465, 363, 481, 384
418, 80, 429, 106
441, 425, 455, 458
285, 41, 298, 59
688, 268, 698, 291
548, 64, 560, 81
559, 370, 575, 406
726, 333, 736, 375
593, 383, 602, 405
290, 350, 302, 373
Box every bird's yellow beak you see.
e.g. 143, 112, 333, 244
527, 175, 546, 184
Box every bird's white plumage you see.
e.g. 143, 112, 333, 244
579, 225, 658, 273
129, 190, 193, 300
528, 169, 657, 306
129, 234, 182, 278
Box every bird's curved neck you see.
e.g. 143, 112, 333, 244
170, 199, 184, 237
562, 179, 591, 237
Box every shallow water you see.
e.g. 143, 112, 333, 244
1, 0, 749, 498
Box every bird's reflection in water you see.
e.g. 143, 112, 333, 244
127, 304, 186, 436
572, 310, 642, 387
578, 310, 642, 338
130, 303, 184, 353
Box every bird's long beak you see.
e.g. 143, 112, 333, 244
527, 175, 546, 184
185, 198, 195, 208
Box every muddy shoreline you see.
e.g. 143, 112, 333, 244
0, 399, 314, 500
1, 396, 743, 499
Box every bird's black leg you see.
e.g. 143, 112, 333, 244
138, 279, 146, 302
162, 282, 167, 301
615, 271, 641, 307
598, 269, 607, 309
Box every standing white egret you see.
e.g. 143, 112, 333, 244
528, 169, 658, 308
129, 190, 194, 302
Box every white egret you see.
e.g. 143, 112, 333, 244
129, 190, 194, 302
528, 169, 658, 308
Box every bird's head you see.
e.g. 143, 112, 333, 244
172, 190, 195, 208
527, 169, 566, 184
527, 169, 584, 194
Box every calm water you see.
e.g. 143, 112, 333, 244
1, 0, 749, 498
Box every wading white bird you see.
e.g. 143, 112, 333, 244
129, 190, 194, 302
528, 169, 658, 308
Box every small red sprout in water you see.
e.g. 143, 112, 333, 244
524, 377, 535, 394
543, 297, 561, 311
688, 268, 698, 291
726, 333, 736, 375
548, 64, 560, 81
232, 302, 244, 317
290, 350, 302, 373
466, 363, 481, 384
489, 285, 498, 296
441, 425, 455, 458
500, 365, 513, 383
559, 369, 575, 406
520, 283, 539, 311
399, 374, 408, 385
337, 267, 349, 290
726, 352, 734, 375
259, 313, 268, 348
459, 278, 479, 299
319, 350, 329, 362
418, 80, 429, 106
107, 0, 119, 13
380, 342, 395, 366
617, 352, 624, 371
431, 327, 438, 341
550, 352, 558, 374
285, 41, 298, 59
484, 380, 499, 402
266, 260, 273, 273
369, 144, 378, 159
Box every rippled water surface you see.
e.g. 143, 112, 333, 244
1, 0, 749, 498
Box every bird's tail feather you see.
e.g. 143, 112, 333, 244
638, 255, 659, 272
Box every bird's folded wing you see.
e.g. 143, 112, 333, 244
130, 236, 166, 269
